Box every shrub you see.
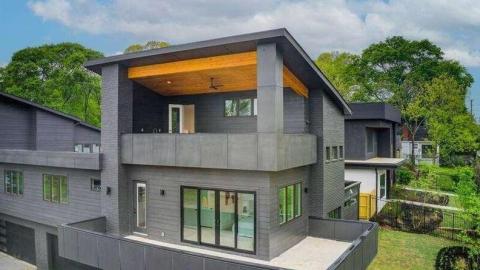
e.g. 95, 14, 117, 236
375, 201, 444, 233
391, 187, 449, 205
435, 246, 479, 270
397, 168, 415, 185
410, 165, 474, 192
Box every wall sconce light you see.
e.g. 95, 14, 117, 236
160, 189, 165, 196
106, 186, 112, 195
304, 187, 308, 194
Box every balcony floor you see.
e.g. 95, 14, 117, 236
125, 235, 351, 270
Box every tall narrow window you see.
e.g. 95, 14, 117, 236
278, 187, 286, 224
367, 129, 375, 153
181, 187, 255, 253
279, 182, 303, 224
339, 146, 344, 159
332, 146, 338, 160
43, 174, 68, 203
379, 173, 386, 198
326, 147, 331, 161
4, 170, 23, 196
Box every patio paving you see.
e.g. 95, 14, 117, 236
0, 252, 36, 270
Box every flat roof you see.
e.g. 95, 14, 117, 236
346, 103, 401, 123
0, 91, 100, 132
345, 157, 406, 168
125, 235, 351, 270
85, 28, 351, 115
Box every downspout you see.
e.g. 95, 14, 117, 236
375, 168, 378, 215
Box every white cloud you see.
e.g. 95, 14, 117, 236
28, 0, 480, 66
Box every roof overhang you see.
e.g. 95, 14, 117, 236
345, 157, 406, 169
85, 28, 351, 115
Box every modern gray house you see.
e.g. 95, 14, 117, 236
0, 91, 101, 269
344, 103, 405, 220
0, 29, 378, 270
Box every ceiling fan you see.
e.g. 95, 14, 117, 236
209, 77, 223, 90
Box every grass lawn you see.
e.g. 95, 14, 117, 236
368, 228, 459, 270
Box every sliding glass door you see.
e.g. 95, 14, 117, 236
181, 186, 256, 253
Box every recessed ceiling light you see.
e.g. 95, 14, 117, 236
166, 80, 172, 84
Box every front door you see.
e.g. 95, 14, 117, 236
133, 182, 147, 234
169, 104, 182, 133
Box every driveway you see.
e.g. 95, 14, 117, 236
0, 252, 36, 270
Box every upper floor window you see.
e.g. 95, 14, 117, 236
91, 178, 101, 192
278, 182, 302, 225
75, 143, 100, 153
367, 130, 375, 153
43, 174, 68, 204
325, 146, 331, 161
339, 146, 344, 159
4, 170, 23, 195
332, 146, 338, 160
224, 98, 257, 117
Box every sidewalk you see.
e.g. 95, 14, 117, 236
0, 252, 36, 270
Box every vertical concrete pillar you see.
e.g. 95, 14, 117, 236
100, 64, 133, 234
34, 228, 48, 270
257, 43, 284, 133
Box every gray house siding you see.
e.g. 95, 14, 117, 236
74, 125, 101, 145
35, 110, 75, 151
132, 87, 305, 134
0, 163, 101, 227
322, 94, 345, 216
268, 167, 309, 258
0, 98, 34, 150
308, 89, 345, 217
125, 165, 273, 260
345, 120, 394, 160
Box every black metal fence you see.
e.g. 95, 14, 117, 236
374, 199, 470, 241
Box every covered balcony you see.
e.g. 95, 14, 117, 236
118, 45, 316, 170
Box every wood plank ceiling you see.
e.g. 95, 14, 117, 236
128, 51, 308, 97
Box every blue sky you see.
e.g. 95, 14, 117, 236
1, 0, 480, 117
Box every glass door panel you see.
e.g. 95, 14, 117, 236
237, 193, 255, 251
134, 182, 147, 233
200, 189, 216, 245
219, 191, 235, 248
182, 188, 198, 242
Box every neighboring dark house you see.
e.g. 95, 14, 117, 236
0, 91, 101, 269
344, 103, 405, 219
0, 29, 378, 270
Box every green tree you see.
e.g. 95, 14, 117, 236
315, 52, 358, 99
424, 76, 479, 163
349, 37, 474, 164
124, 41, 170, 53
1, 43, 103, 126
456, 173, 480, 260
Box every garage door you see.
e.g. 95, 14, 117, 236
5, 221, 36, 265
48, 234, 99, 270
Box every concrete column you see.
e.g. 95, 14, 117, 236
100, 64, 133, 234
257, 43, 284, 133
34, 228, 49, 270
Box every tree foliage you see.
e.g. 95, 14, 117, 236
316, 36, 477, 163
1, 43, 103, 126
315, 52, 358, 99
124, 41, 170, 53
456, 173, 480, 257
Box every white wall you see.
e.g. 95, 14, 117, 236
345, 167, 388, 212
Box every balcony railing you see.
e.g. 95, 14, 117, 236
121, 133, 316, 171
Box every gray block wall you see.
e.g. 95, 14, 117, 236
100, 64, 133, 235
125, 165, 274, 260
268, 167, 309, 258
308, 89, 345, 218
